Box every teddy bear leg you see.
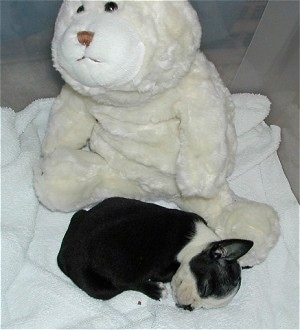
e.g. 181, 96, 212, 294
34, 147, 142, 212
176, 186, 280, 267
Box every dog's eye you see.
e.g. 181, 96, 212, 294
105, 2, 118, 12
77, 5, 85, 13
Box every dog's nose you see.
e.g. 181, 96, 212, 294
176, 303, 194, 312
77, 31, 94, 47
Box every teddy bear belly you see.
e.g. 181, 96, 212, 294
89, 119, 180, 195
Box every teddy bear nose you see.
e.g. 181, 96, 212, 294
77, 31, 94, 47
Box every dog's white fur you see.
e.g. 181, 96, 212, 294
171, 222, 238, 309
34, 0, 280, 267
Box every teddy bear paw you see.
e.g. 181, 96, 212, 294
213, 200, 280, 267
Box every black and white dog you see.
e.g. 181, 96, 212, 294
57, 197, 253, 311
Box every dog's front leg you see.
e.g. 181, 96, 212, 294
135, 281, 168, 300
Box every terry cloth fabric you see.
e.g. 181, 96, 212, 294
1, 94, 298, 329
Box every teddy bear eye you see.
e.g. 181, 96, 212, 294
77, 5, 85, 13
105, 2, 118, 12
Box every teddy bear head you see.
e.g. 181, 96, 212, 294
52, 0, 201, 102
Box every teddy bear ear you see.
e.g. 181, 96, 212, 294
161, 1, 201, 43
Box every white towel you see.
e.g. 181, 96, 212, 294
1, 94, 298, 328
233, 93, 271, 136
231, 94, 281, 179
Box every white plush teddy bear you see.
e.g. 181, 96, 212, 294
34, 0, 279, 266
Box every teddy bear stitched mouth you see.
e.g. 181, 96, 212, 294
77, 56, 102, 63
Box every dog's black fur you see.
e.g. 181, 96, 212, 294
57, 197, 253, 309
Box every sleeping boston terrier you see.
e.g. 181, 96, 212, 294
57, 197, 253, 311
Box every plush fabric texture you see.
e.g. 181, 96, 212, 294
34, 0, 279, 266
1, 97, 298, 328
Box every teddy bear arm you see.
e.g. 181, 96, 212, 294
176, 133, 228, 198
175, 91, 234, 198
42, 85, 96, 156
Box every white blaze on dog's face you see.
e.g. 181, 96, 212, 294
51, 0, 201, 96
171, 232, 253, 311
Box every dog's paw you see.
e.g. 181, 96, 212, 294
157, 282, 168, 299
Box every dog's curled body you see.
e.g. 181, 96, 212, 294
58, 197, 253, 310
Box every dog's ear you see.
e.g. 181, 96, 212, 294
210, 239, 253, 261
